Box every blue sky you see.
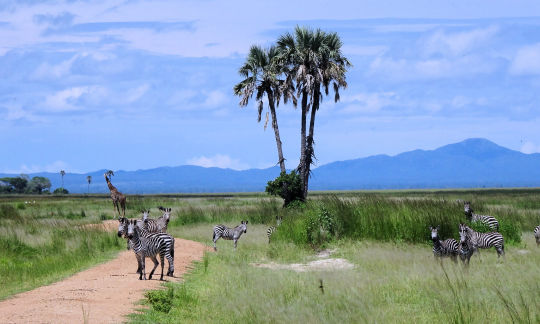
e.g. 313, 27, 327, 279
2, 0, 540, 174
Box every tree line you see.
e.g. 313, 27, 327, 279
0, 175, 52, 194
234, 26, 351, 206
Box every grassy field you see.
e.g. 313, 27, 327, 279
1, 190, 539, 322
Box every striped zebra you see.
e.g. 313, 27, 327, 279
429, 226, 459, 263
212, 221, 248, 251
459, 223, 504, 258
127, 219, 175, 280
140, 208, 170, 233
267, 216, 282, 243
464, 201, 499, 231
534, 225, 540, 246
118, 217, 143, 274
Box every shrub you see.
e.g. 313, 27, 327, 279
266, 171, 304, 207
53, 188, 69, 195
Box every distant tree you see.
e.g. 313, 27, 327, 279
86, 175, 92, 194
53, 187, 68, 195
0, 179, 13, 193
28, 176, 51, 194
60, 170, 66, 192
9, 176, 28, 194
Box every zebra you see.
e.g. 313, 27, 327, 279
267, 216, 282, 243
127, 219, 175, 280
212, 220, 248, 251
464, 201, 499, 231
534, 225, 540, 246
429, 226, 459, 263
459, 223, 504, 258
117, 217, 143, 274
140, 208, 170, 233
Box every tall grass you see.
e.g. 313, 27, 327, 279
0, 202, 123, 300
132, 223, 540, 324
274, 195, 522, 246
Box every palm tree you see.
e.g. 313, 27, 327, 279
86, 175, 92, 194
234, 45, 295, 173
60, 170, 66, 192
277, 26, 350, 199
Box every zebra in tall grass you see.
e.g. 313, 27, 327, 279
534, 225, 540, 246
118, 217, 143, 274
127, 219, 175, 280
459, 223, 504, 259
267, 216, 282, 243
464, 201, 499, 231
429, 226, 459, 263
212, 221, 248, 251
140, 208, 170, 233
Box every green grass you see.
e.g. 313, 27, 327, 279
132, 223, 540, 323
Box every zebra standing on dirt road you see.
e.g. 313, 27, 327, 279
118, 217, 143, 274
127, 219, 175, 280
464, 201, 499, 231
534, 225, 540, 246
141, 207, 170, 233
267, 216, 282, 243
212, 221, 248, 251
429, 226, 459, 263
459, 223, 504, 258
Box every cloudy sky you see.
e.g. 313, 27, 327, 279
2, 0, 540, 174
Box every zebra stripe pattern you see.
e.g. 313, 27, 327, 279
127, 219, 175, 280
212, 220, 248, 251
464, 201, 499, 231
140, 208, 170, 233
459, 223, 504, 258
534, 225, 540, 246
267, 216, 282, 243
430, 226, 459, 262
118, 217, 142, 274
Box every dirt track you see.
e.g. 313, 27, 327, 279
0, 220, 209, 324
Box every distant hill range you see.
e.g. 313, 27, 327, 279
2, 138, 540, 194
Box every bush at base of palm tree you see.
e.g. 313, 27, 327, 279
265, 171, 303, 207
53, 188, 69, 195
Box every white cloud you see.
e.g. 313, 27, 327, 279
203, 90, 228, 108
2, 160, 73, 174
422, 26, 498, 57
187, 154, 250, 170
520, 141, 540, 154
125, 84, 150, 103
44, 86, 92, 111
509, 43, 540, 75
340, 92, 396, 114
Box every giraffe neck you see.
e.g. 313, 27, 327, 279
105, 176, 117, 192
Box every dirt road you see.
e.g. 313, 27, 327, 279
0, 220, 209, 323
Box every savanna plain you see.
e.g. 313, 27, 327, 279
0, 190, 539, 323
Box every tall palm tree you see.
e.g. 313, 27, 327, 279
60, 170, 66, 192
277, 26, 350, 199
86, 175, 92, 194
234, 45, 295, 173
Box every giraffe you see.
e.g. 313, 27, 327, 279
104, 171, 126, 219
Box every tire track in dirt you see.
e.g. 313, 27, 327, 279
0, 220, 210, 324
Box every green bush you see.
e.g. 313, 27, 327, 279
53, 188, 69, 195
266, 171, 304, 207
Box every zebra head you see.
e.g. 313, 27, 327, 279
240, 220, 248, 233
459, 223, 469, 243
276, 216, 282, 226
141, 209, 150, 222
430, 226, 440, 240
158, 206, 172, 223
464, 201, 473, 216
127, 219, 137, 239
117, 217, 128, 237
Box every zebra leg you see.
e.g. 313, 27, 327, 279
135, 254, 142, 274
159, 254, 165, 281
148, 255, 159, 280
234, 239, 238, 250
213, 234, 219, 251
139, 255, 146, 280
166, 245, 174, 277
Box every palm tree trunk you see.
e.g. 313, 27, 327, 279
304, 85, 320, 199
266, 90, 286, 173
299, 89, 308, 199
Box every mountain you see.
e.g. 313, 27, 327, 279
2, 138, 539, 193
